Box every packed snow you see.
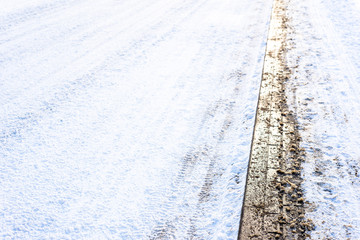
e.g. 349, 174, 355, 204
285, 0, 360, 238
2, 0, 360, 239
0, 0, 272, 239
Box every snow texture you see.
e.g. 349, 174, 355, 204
286, 0, 360, 238
0, 0, 272, 239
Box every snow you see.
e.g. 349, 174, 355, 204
3, 0, 359, 238
0, 0, 272, 239
285, 0, 360, 238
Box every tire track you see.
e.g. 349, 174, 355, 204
0, 0, 209, 146
150, 71, 243, 239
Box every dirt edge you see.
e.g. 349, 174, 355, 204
238, 0, 314, 239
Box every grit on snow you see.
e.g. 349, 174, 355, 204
285, 0, 360, 238
0, 0, 272, 239
1, 0, 360, 239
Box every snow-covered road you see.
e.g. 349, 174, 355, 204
0, 0, 272, 239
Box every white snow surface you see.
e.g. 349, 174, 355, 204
286, 0, 360, 238
0, 0, 272, 239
